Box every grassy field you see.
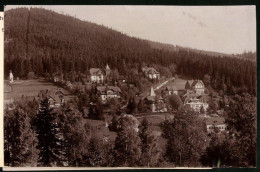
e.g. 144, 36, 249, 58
136, 115, 168, 148
139, 77, 174, 98
157, 76, 192, 93
4, 79, 69, 101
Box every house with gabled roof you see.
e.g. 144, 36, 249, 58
142, 67, 160, 80
205, 117, 227, 133
37, 89, 74, 108
96, 85, 121, 102
185, 80, 205, 94
162, 86, 178, 96
89, 68, 104, 84
182, 80, 208, 112
183, 93, 209, 112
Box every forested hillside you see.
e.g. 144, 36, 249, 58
4, 7, 256, 95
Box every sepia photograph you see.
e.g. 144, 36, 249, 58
3, 5, 256, 168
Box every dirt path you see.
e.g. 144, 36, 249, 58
140, 77, 175, 98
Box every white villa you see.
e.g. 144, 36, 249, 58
183, 93, 209, 112
185, 80, 205, 94
142, 67, 160, 80
96, 86, 121, 102
183, 80, 209, 112
89, 68, 104, 84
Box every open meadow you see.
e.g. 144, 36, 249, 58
4, 79, 69, 102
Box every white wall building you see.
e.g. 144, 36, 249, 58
89, 68, 104, 84
205, 117, 227, 133
97, 86, 121, 102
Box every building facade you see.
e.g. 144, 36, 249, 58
90, 68, 104, 84
96, 86, 121, 102
142, 67, 160, 80
205, 117, 227, 133
183, 80, 208, 112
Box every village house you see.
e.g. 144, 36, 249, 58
185, 80, 205, 94
96, 85, 121, 102
181, 80, 209, 112
155, 95, 168, 112
53, 73, 64, 83
161, 79, 208, 112
183, 93, 209, 112
89, 68, 104, 84
141, 67, 160, 80
205, 117, 227, 133
38, 89, 74, 108
162, 86, 178, 96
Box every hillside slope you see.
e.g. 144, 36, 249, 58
4, 8, 256, 95
147, 40, 256, 61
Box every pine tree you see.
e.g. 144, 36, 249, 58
35, 98, 61, 166
4, 107, 39, 167
4, 110, 22, 166
127, 97, 136, 114
20, 113, 39, 166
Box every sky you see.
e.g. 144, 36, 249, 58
5, 5, 256, 54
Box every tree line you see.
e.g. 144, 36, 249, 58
5, 96, 162, 167
4, 7, 256, 96
4, 92, 256, 167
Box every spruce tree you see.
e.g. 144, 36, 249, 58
35, 98, 61, 166
20, 113, 39, 166
4, 107, 39, 167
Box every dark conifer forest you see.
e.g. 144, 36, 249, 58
4, 7, 256, 95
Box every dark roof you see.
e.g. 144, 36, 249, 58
55, 90, 71, 96
205, 117, 225, 126
146, 96, 156, 102
165, 86, 177, 91
142, 67, 159, 74
97, 86, 121, 93
147, 68, 159, 74
191, 80, 204, 87
187, 80, 194, 86
89, 68, 103, 76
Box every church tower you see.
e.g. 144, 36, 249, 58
150, 87, 156, 96
9, 70, 14, 83
105, 64, 111, 77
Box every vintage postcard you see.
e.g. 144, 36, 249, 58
2, 5, 256, 169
